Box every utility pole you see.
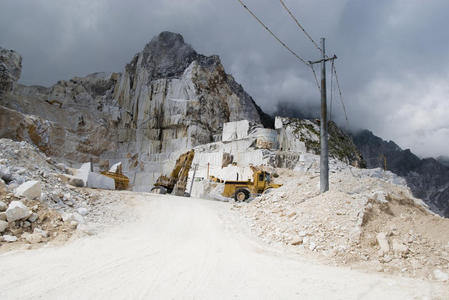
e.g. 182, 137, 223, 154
319, 38, 329, 193
310, 38, 336, 194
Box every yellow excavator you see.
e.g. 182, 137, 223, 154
101, 163, 129, 190
222, 166, 282, 201
151, 150, 195, 196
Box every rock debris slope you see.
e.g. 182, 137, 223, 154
235, 157, 449, 281
0, 139, 127, 251
353, 130, 449, 217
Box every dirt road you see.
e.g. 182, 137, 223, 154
0, 193, 447, 299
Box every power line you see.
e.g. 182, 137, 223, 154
332, 64, 349, 127
310, 64, 321, 91
236, 0, 310, 66
279, 0, 322, 52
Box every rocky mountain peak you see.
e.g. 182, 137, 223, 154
133, 31, 220, 81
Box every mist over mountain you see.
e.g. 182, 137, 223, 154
270, 102, 449, 217
272, 101, 319, 120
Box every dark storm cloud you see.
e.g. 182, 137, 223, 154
1, 0, 448, 158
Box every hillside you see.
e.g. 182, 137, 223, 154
353, 130, 449, 217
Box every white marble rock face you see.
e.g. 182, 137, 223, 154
0, 32, 267, 191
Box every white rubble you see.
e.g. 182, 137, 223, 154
392, 239, 408, 256
77, 223, 96, 236
14, 180, 41, 200
34, 228, 48, 238
62, 212, 85, 224
0, 179, 6, 193
28, 212, 39, 223
0, 220, 8, 232
3, 235, 17, 242
77, 207, 88, 216
433, 269, 449, 281
0, 200, 7, 211
23, 232, 42, 244
5, 200, 32, 222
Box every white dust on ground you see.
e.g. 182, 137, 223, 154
0, 193, 447, 300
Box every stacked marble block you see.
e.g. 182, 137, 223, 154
187, 120, 280, 198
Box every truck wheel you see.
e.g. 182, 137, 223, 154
234, 189, 250, 202
151, 186, 167, 194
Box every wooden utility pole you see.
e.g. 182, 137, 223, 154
310, 38, 336, 194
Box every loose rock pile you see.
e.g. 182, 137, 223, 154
236, 161, 449, 281
0, 139, 115, 250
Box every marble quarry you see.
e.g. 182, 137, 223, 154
0, 32, 363, 194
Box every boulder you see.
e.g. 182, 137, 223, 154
69, 177, 84, 187
5, 200, 32, 222
0, 200, 7, 212
0, 212, 6, 221
14, 180, 41, 200
77, 223, 96, 236
0, 165, 12, 183
433, 269, 449, 281
62, 212, 85, 224
0, 178, 6, 193
87, 172, 115, 190
73, 162, 91, 186
2, 234, 17, 242
28, 212, 39, 223
392, 240, 408, 256
33, 228, 48, 238
70, 221, 78, 229
55, 163, 69, 173
77, 207, 88, 216
376, 232, 390, 256
23, 232, 42, 244
59, 174, 84, 187
0, 220, 8, 232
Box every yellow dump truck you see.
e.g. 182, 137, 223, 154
222, 167, 282, 201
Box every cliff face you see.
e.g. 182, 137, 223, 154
353, 130, 449, 217
113, 32, 265, 156
0, 32, 275, 189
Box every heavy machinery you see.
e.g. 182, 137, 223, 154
101, 163, 129, 190
222, 166, 282, 201
151, 150, 195, 196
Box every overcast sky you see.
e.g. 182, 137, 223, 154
1, 0, 448, 158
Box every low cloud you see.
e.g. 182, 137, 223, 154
1, 0, 448, 157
